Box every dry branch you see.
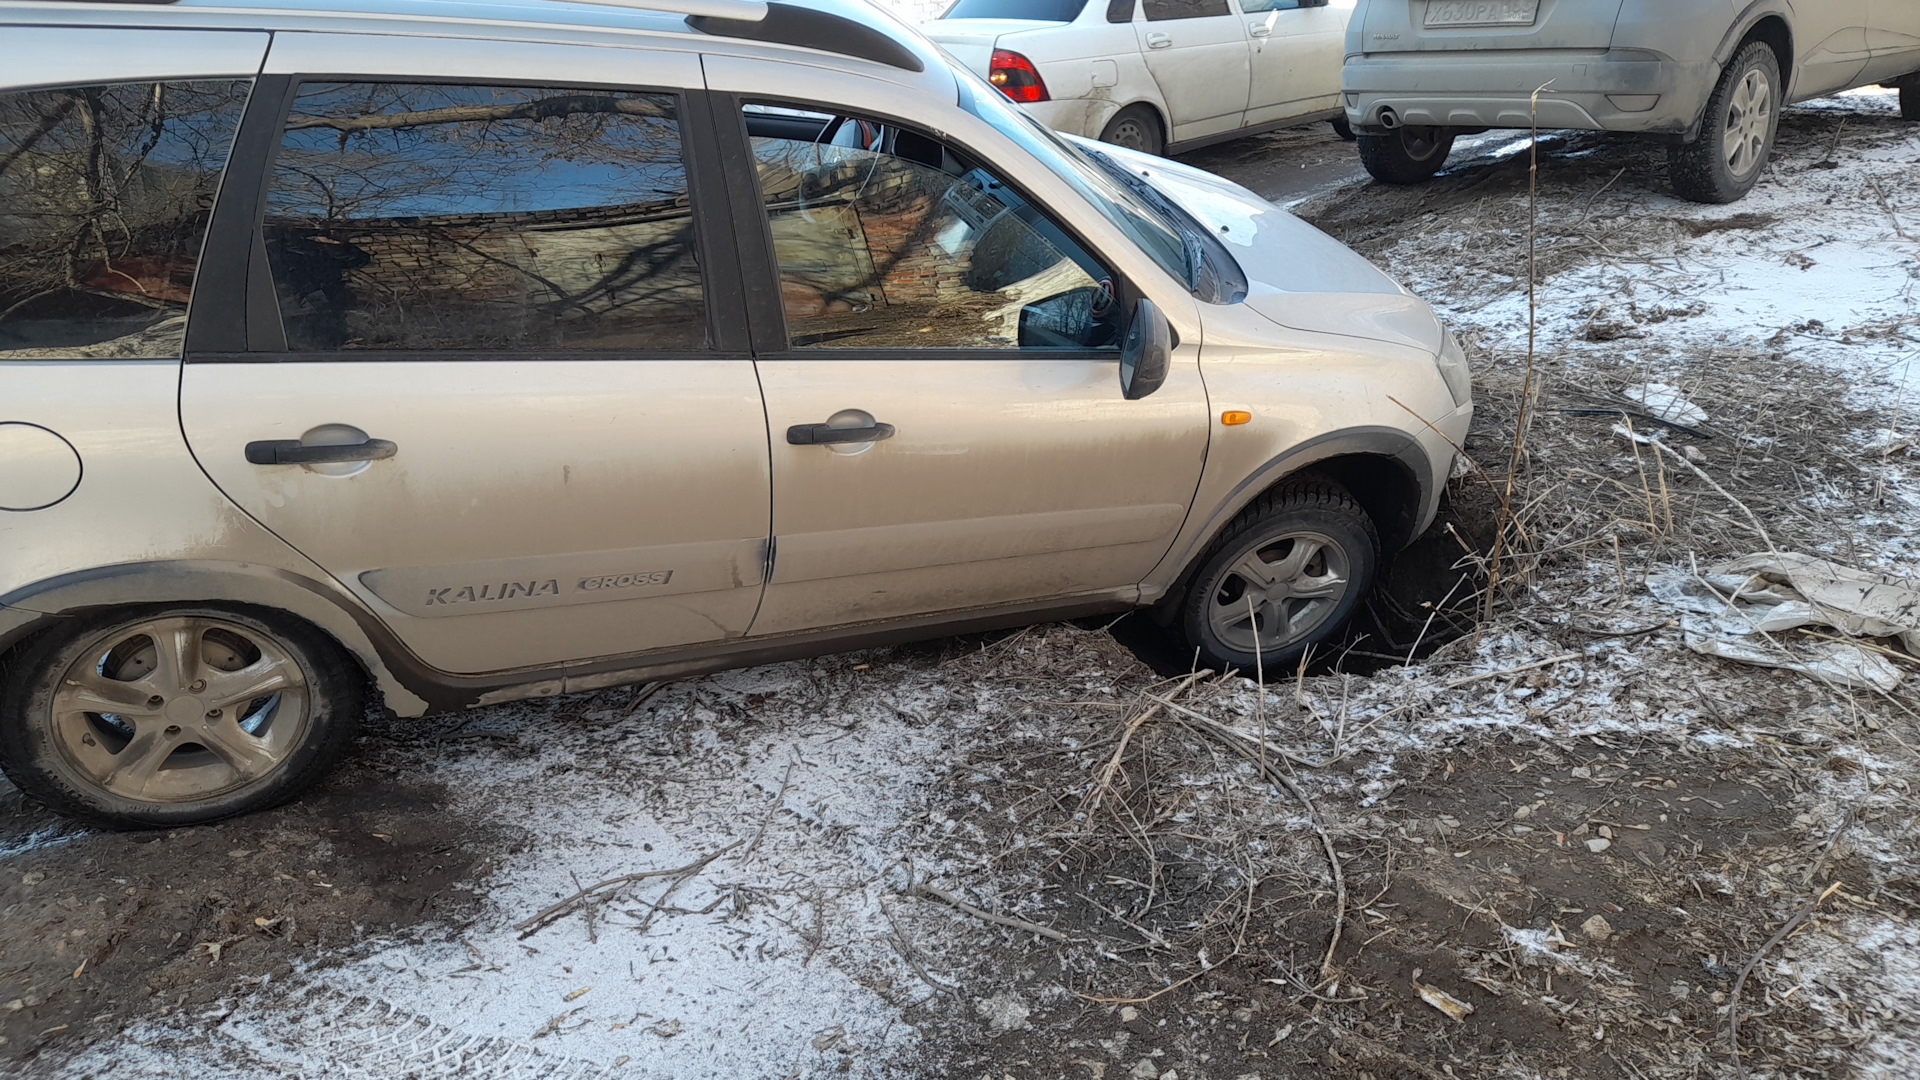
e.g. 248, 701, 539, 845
515, 841, 741, 939
910, 883, 1072, 944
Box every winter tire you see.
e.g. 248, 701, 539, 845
1356, 125, 1455, 184
0, 606, 362, 828
1669, 40, 1780, 204
1180, 480, 1379, 674
1902, 83, 1920, 121
1100, 105, 1164, 157
1331, 114, 1356, 142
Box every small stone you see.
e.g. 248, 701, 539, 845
1512, 805, 1532, 820
974, 992, 1032, 1033
20, 873, 43, 886
1597, 825, 1614, 839
1119, 1006, 1138, 1022
1586, 837, 1611, 853
1130, 1060, 1161, 1080
1582, 915, 1614, 942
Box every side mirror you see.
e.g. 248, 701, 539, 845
1119, 297, 1171, 400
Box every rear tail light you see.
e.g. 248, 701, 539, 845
988, 49, 1049, 104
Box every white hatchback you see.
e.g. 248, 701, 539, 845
926, 0, 1353, 155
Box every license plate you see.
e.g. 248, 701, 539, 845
1423, 0, 1539, 28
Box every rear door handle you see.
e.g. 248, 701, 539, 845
245, 438, 398, 465
1146, 32, 1172, 48
786, 421, 895, 445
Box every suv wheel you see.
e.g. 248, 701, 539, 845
1670, 40, 1780, 204
1356, 125, 1455, 184
1100, 105, 1164, 156
1181, 480, 1379, 673
1902, 83, 1920, 121
0, 607, 361, 827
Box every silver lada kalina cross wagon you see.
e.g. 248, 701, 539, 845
0, 0, 1472, 827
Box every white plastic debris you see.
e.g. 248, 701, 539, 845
1648, 553, 1920, 691
1624, 383, 1708, 427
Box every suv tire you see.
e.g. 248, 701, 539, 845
1670, 40, 1780, 204
1100, 105, 1164, 157
1331, 114, 1357, 142
1902, 83, 1920, 121
1356, 125, 1455, 184
0, 606, 362, 828
1180, 480, 1379, 674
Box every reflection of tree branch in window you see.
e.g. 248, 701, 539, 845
285, 94, 671, 133
0, 92, 79, 179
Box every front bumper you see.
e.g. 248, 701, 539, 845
1343, 49, 1716, 135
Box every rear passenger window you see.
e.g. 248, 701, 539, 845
262, 83, 705, 352
1143, 0, 1229, 18
0, 81, 251, 360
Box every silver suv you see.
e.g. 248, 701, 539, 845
1343, 1, 1920, 203
0, 0, 1470, 826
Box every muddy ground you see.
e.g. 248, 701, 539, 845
7, 100, 1920, 1079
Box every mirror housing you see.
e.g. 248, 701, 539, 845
1119, 297, 1171, 400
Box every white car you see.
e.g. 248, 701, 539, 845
925, 0, 1353, 155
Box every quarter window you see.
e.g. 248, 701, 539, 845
743, 105, 1118, 351
262, 83, 705, 352
1143, 0, 1230, 20
0, 81, 251, 360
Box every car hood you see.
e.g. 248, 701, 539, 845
1071, 137, 1445, 355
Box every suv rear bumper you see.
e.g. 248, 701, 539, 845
1342, 49, 1716, 135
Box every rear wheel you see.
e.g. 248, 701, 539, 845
1669, 40, 1780, 204
1100, 105, 1164, 157
0, 606, 361, 827
1356, 125, 1455, 184
1331, 114, 1356, 141
1902, 83, 1920, 121
1180, 480, 1379, 674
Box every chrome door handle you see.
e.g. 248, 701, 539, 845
786, 421, 895, 445
1249, 22, 1271, 36
1146, 32, 1172, 48
245, 438, 397, 465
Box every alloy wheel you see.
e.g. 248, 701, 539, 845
1206, 531, 1352, 654
1722, 67, 1773, 178
48, 615, 311, 803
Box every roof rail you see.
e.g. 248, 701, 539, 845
562, 0, 766, 20
687, 1, 925, 73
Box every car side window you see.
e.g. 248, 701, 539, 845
1143, 0, 1231, 20
1107, 0, 1137, 21
262, 83, 705, 352
742, 104, 1119, 351
0, 81, 251, 360
1239, 0, 1305, 11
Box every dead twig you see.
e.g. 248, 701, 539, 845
910, 883, 1072, 943
1727, 881, 1843, 1080
738, 761, 796, 862
1083, 671, 1205, 815
515, 841, 742, 939
1442, 653, 1580, 689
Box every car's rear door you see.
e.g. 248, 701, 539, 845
1134, 0, 1255, 142
1240, 0, 1349, 127
700, 56, 1211, 637
1862, 0, 1920, 84
1790, 1, 1872, 97
179, 34, 773, 676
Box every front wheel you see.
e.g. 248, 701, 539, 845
1356, 125, 1455, 184
1180, 481, 1379, 674
0, 606, 362, 827
1669, 40, 1780, 204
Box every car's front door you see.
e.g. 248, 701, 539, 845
710, 92, 1210, 636
1791, 0, 1873, 97
180, 37, 772, 675
1241, 0, 1348, 128
1134, 0, 1255, 143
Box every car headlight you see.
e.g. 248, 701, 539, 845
1436, 330, 1473, 408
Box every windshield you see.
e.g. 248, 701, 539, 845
949, 60, 1197, 293
942, 0, 1088, 19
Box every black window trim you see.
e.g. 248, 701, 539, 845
713, 90, 1139, 363
189, 74, 749, 363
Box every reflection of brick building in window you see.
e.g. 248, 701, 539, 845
265, 197, 704, 350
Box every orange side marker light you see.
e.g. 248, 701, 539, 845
1220, 410, 1252, 426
